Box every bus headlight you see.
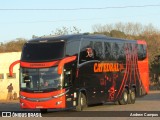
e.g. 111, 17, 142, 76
56, 101, 62, 105
21, 103, 24, 106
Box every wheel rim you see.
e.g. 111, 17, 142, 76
124, 92, 128, 102
131, 92, 135, 99
80, 97, 84, 106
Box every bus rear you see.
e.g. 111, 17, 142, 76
137, 40, 149, 95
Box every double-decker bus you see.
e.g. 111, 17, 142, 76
9, 34, 149, 112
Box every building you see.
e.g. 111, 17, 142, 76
0, 52, 21, 100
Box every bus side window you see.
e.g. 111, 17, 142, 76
118, 43, 125, 61
66, 40, 80, 56
112, 43, 120, 61
93, 41, 104, 60
79, 41, 94, 64
104, 42, 112, 60
138, 44, 147, 60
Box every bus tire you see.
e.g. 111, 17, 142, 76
114, 101, 120, 105
76, 92, 87, 111
119, 89, 128, 105
128, 88, 136, 104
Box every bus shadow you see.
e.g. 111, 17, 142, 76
136, 90, 160, 101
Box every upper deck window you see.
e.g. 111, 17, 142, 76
21, 42, 65, 61
66, 40, 80, 56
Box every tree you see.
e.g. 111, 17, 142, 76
0, 26, 81, 53
0, 38, 27, 53
110, 30, 126, 38
52, 26, 81, 35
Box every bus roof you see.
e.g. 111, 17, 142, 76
28, 34, 137, 43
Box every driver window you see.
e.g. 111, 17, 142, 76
79, 40, 94, 64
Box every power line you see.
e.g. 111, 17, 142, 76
0, 4, 160, 11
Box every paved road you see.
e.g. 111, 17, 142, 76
0, 90, 160, 119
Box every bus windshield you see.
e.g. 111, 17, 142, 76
20, 66, 62, 92
21, 42, 65, 61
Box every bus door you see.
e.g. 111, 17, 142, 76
90, 68, 106, 104
95, 72, 107, 103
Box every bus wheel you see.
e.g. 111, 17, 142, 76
119, 89, 128, 105
128, 88, 136, 104
76, 92, 87, 111
40, 109, 47, 113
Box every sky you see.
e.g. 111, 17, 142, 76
0, 0, 160, 42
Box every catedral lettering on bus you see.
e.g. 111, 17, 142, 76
94, 63, 124, 72
9, 34, 149, 112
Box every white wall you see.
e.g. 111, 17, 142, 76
0, 52, 21, 100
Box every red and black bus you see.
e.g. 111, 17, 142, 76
9, 34, 149, 111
